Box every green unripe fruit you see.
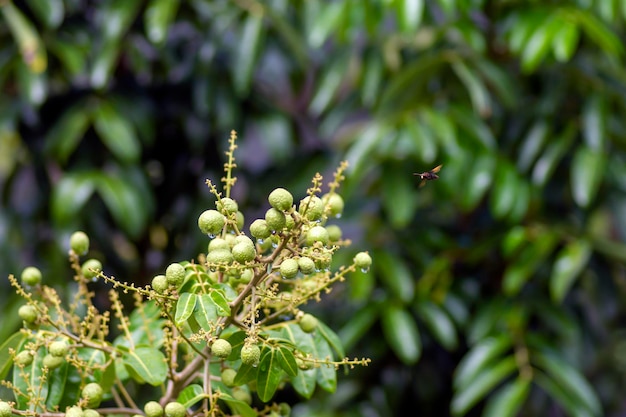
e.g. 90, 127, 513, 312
217, 197, 238, 215
198, 210, 225, 236
240, 268, 254, 283
70, 231, 90, 255
81, 259, 102, 279
43, 353, 64, 370
144, 401, 163, 417
268, 188, 293, 211
265, 208, 286, 231
306, 226, 329, 246
296, 358, 312, 370
234, 235, 254, 246
235, 211, 245, 230
298, 257, 316, 274
250, 219, 271, 239
354, 252, 372, 270
280, 259, 299, 279
314, 253, 332, 271
66, 406, 84, 417
208, 238, 230, 252
231, 387, 252, 405
207, 249, 234, 265
323, 193, 344, 218
232, 242, 256, 263
18, 304, 38, 323
221, 368, 237, 387
82, 382, 104, 408
166, 263, 185, 288
326, 224, 342, 242
285, 214, 295, 230
164, 402, 186, 417
21, 266, 42, 286
299, 313, 318, 333
299, 196, 324, 221
278, 403, 291, 416
15, 350, 34, 366
152, 275, 168, 293
83, 409, 100, 417
240, 344, 261, 367
211, 339, 232, 358
50, 340, 69, 357
0, 401, 11, 417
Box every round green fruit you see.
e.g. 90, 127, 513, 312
83, 409, 100, 417
66, 406, 84, 417
265, 208, 286, 231
0, 401, 12, 417
198, 210, 225, 236
81, 259, 102, 279
221, 368, 237, 387
21, 266, 42, 286
144, 401, 164, 417
354, 252, 372, 270
81, 382, 103, 408
151, 275, 168, 293
211, 339, 232, 359
326, 224, 342, 242
232, 241, 256, 263
18, 304, 38, 323
208, 238, 230, 252
15, 350, 34, 366
166, 263, 185, 288
231, 387, 252, 405
50, 340, 69, 357
70, 231, 90, 255
217, 197, 238, 215
164, 402, 186, 417
280, 259, 299, 279
207, 249, 234, 265
323, 193, 344, 218
249, 219, 271, 240
299, 196, 324, 221
298, 257, 316, 274
43, 354, 64, 370
306, 226, 329, 246
268, 188, 293, 211
240, 344, 261, 367
299, 313, 318, 333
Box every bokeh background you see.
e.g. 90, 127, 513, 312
3, 0, 626, 416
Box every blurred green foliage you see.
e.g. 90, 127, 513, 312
3, 0, 626, 416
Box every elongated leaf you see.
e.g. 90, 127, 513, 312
338, 304, 378, 351
460, 151, 496, 211
234, 13, 265, 96
175, 293, 197, 326
25, 0, 64, 28
374, 251, 415, 303
96, 174, 147, 238
582, 95, 607, 151
571, 147, 605, 208
534, 370, 594, 417
454, 334, 513, 390
381, 166, 417, 228
122, 347, 167, 386
14, 346, 47, 409
451, 355, 517, 416
234, 362, 258, 386
219, 393, 257, 417
415, 301, 458, 350
46, 361, 70, 409
316, 320, 345, 359
209, 289, 231, 317
45, 104, 91, 164
503, 231, 558, 295
517, 120, 549, 172
93, 101, 140, 163
452, 61, 490, 117
395, 0, 424, 32
276, 345, 298, 377
490, 160, 519, 220
550, 239, 592, 303
145, 0, 180, 44
308, 1, 346, 47
257, 348, 282, 402
0, 332, 25, 380
178, 384, 204, 408
309, 56, 347, 115
381, 305, 421, 364
280, 324, 317, 398
552, 18, 579, 61
534, 351, 601, 416
482, 377, 531, 417
51, 172, 98, 226
313, 330, 337, 392
521, 15, 558, 73
194, 294, 218, 331
1, 3, 47, 73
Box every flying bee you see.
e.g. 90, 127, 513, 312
413, 164, 442, 187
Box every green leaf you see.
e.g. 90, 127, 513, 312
0, 332, 25, 380
175, 293, 197, 326
415, 301, 458, 350
145, 0, 180, 44
194, 294, 218, 331
449, 105, 496, 150
374, 251, 415, 303
280, 324, 318, 398
308, 1, 346, 47
316, 320, 345, 359
1, 3, 47, 73
503, 231, 558, 295
276, 345, 298, 377
14, 346, 47, 409
552, 17, 579, 61
482, 377, 531, 417
234, 12, 265, 96
381, 304, 421, 364
566, 7, 623, 56
93, 101, 140, 163
51, 172, 98, 226
90, 39, 120, 88
550, 239, 592, 303
256, 348, 282, 402
451, 355, 517, 416
122, 347, 168, 386
395, 0, 424, 32
46, 361, 70, 409
178, 384, 205, 408
234, 362, 258, 386
517, 120, 549, 172
534, 370, 595, 417
96, 173, 148, 238
520, 15, 559, 73
309, 56, 347, 115
451, 61, 490, 117
571, 147, 605, 208
209, 289, 231, 317
25, 0, 64, 28
313, 331, 337, 392
582, 95, 607, 151
44, 103, 91, 163
454, 334, 513, 390
460, 151, 496, 211
534, 351, 602, 416
381, 166, 417, 228
219, 393, 257, 417
337, 304, 378, 351
489, 160, 519, 220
